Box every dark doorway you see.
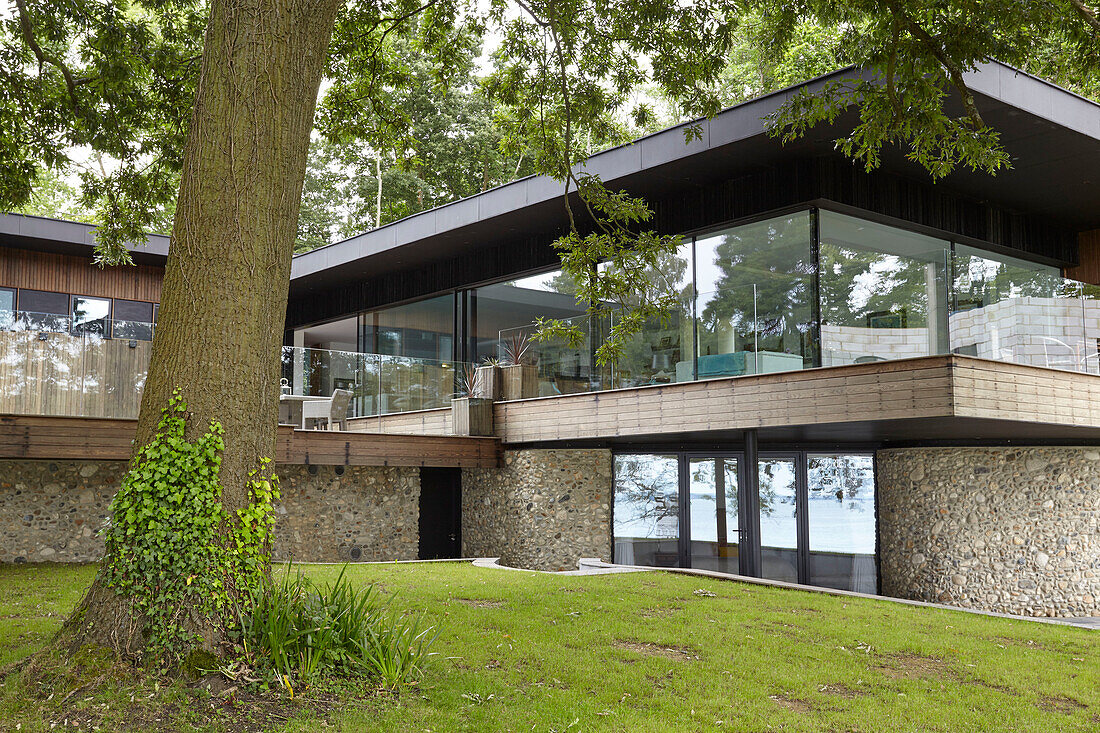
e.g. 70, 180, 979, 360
419, 468, 462, 559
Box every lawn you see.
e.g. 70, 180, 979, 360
0, 561, 1096, 732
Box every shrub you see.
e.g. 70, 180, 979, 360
238, 565, 436, 692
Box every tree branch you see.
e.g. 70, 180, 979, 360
883, 0, 985, 129
14, 0, 88, 107
1068, 0, 1100, 34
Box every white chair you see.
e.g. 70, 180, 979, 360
302, 389, 353, 430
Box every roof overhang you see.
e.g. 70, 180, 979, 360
0, 213, 170, 266
289, 61, 1100, 295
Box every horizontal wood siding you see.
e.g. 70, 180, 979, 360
951, 358, 1100, 427
494, 357, 956, 443
345, 355, 1100, 444
0, 415, 500, 468
347, 408, 453, 436
0, 248, 163, 301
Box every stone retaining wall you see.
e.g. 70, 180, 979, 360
0, 460, 419, 564
462, 448, 612, 571
273, 465, 419, 563
877, 447, 1100, 617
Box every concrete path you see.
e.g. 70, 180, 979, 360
471, 557, 1099, 630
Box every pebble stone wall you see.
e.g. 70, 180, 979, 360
0, 460, 420, 564
462, 448, 612, 571
877, 447, 1100, 617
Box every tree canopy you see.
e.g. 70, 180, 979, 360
5, 0, 1097, 255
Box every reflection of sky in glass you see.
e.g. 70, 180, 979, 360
688, 459, 738, 543
616, 454, 877, 555
759, 459, 797, 549
613, 455, 678, 539
510, 271, 562, 292
808, 455, 876, 554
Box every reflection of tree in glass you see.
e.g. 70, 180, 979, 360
700, 214, 813, 360
613, 455, 679, 528
952, 254, 1075, 304
600, 247, 693, 383
808, 455, 872, 511
690, 460, 738, 514
757, 461, 793, 518
818, 244, 935, 327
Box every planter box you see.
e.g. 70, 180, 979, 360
474, 365, 502, 400
451, 397, 494, 436
501, 364, 539, 401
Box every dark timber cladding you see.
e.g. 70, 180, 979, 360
285, 61, 1099, 329
0, 416, 501, 468
285, 159, 1079, 330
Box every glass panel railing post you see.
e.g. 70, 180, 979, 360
752, 283, 759, 374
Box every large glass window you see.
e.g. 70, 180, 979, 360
695, 212, 814, 378
818, 211, 949, 366
807, 454, 877, 593
362, 295, 453, 360
613, 454, 680, 567
950, 245, 1090, 371
600, 239, 695, 388
112, 299, 155, 341
287, 315, 364, 416
0, 287, 14, 330
474, 270, 592, 396
71, 296, 111, 337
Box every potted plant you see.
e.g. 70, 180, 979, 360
501, 332, 539, 400
473, 357, 503, 400
451, 365, 494, 436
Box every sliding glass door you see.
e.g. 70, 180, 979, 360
612, 451, 878, 592
757, 457, 801, 584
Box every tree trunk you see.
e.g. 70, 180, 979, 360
60, 0, 342, 660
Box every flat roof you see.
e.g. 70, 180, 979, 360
0, 212, 170, 265
289, 60, 1100, 292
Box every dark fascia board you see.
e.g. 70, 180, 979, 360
963, 61, 1100, 139
289, 60, 1100, 282
0, 212, 171, 264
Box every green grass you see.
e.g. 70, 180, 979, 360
1, 561, 1097, 731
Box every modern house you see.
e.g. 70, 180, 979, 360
1, 62, 1098, 619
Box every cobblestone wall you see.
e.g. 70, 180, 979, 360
0, 460, 419, 564
878, 447, 1100, 617
273, 465, 419, 562
462, 448, 612, 571
0, 461, 121, 562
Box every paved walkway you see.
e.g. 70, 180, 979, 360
469, 557, 1099, 630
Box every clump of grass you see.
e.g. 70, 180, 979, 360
236, 565, 436, 693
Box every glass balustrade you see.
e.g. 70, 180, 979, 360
0, 312, 154, 418
279, 346, 469, 419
